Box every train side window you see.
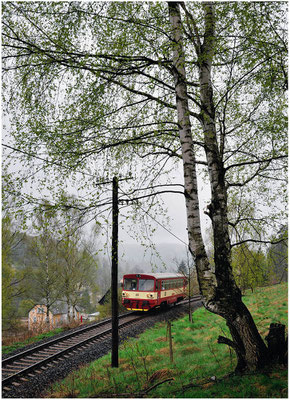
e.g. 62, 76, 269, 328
161, 280, 165, 290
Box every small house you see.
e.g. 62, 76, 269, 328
28, 302, 85, 331
28, 304, 53, 331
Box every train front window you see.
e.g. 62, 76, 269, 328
124, 278, 137, 291
139, 279, 154, 291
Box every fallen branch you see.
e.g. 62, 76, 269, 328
108, 377, 174, 398
143, 377, 174, 395
171, 376, 218, 394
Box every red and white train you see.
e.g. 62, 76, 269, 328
122, 273, 187, 311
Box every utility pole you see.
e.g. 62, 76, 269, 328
94, 175, 131, 368
111, 176, 119, 368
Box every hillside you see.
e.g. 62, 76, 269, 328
49, 283, 288, 398
10, 232, 189, 273
118, 242, 190, 272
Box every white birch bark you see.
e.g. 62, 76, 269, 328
198, 4, 239, 300
168, 2, 216, 300
169, 2, 269, 370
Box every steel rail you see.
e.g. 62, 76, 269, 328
2, 314, 144, 388
2, 311, 133, 369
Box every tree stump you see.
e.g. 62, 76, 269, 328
265, 323, 287, 365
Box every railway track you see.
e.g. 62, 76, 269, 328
2, 295, 202, 395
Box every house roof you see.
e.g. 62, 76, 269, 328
98, 289, 110, 305
28, 302, 82, 315
51, 301, 82, 314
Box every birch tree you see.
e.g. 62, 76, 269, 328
168, 2, 270, 371
2, 215, 26, 329
25, 211, 63, 324
56, 209, 99, 321
2, 1, 287, 370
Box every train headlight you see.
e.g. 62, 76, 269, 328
122, 292, 128, 297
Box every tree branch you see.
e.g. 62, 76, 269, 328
231, 238, 286, 248
225, 155, 287, 171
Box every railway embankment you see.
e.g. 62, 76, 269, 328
47, 283, 287, 398
3, 300, 201, 398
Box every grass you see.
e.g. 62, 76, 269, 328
46, 283, 287, 398
2, 328, 64, 354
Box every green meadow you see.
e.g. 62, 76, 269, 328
47, 283, 288, 398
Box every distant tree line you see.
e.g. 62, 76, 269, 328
2, 206, 99, 331
178, 224, 287, 296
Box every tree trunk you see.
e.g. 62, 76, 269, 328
198, 3, 270, 371
66, 297, 71, 322
46, 301, 50, 328
168, 2, 216, 303
168, 1, 278, 372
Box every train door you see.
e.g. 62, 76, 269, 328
157, 280, 161, 304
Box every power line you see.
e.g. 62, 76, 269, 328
4, 143, 189, 246
141, 206, 188, 246
118, 186, 188, 246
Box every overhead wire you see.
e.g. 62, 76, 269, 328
4, 143, 189, 246
118, 186, 188, 247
